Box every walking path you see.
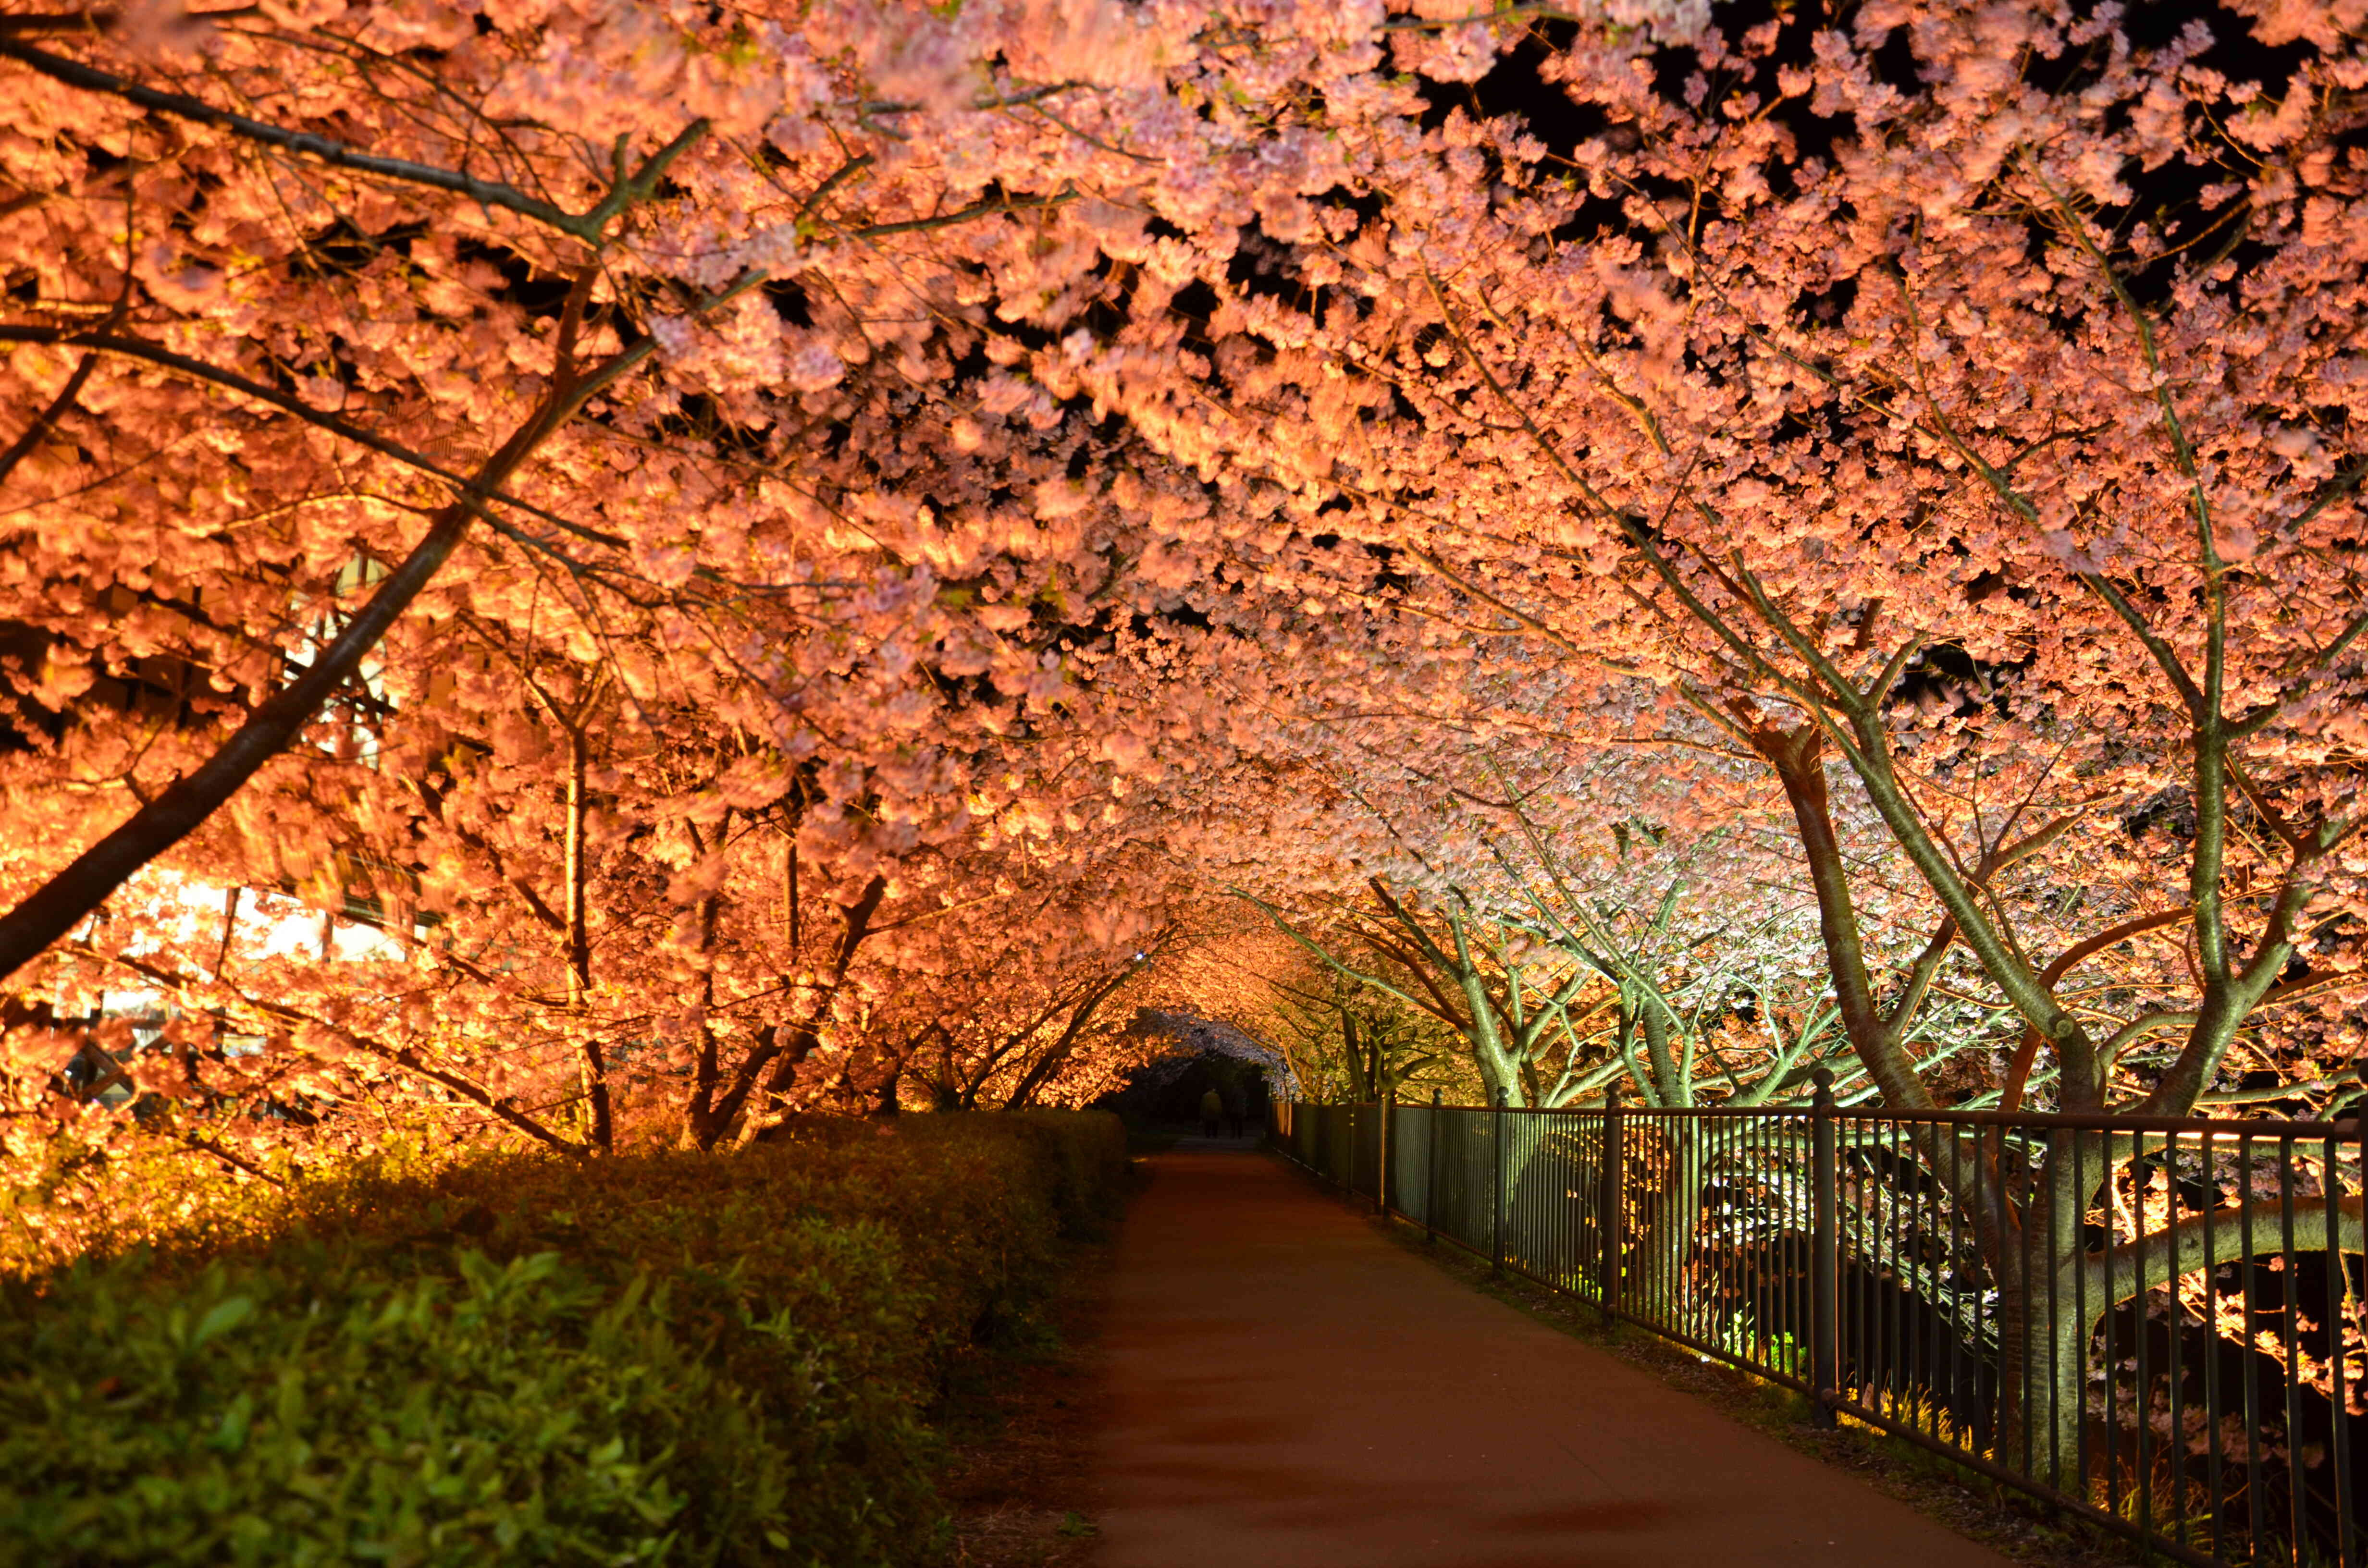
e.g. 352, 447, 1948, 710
1095, 1149, 2016, 1568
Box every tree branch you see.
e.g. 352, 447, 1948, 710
82, 945, 581, 1154
0, 345, 99, 489
1998, 906, 2195, 1112
0, 37, 708, 244
2096, 1195, 2363, 1309
0, 330, 624, 983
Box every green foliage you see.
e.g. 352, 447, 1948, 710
0, 1111, 1126, 1568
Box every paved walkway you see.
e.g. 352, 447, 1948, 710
1095, 1150, 2015, 1568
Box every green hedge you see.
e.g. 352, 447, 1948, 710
0, 1111, 1127, 1568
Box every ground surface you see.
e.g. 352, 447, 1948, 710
1092, 1148, 2026, 1568
1383, 1212, 2141, 1568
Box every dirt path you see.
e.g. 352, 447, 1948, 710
1094, 1149, 2018, 1568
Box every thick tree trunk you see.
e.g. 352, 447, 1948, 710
1992, 1249, 2091, 1496
1986, 1135, 2092, 1496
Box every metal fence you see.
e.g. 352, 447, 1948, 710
1268, 1078, 2366, 1568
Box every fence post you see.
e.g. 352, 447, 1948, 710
1378, 1086, 1393, 1216
1491, 1086, 1508, 1274
1425, 1088, 1441, 1245
1598, 1082, 1623, 1324
1810, 1066, 1839, 1429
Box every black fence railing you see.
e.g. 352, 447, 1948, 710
1267, 1078, 2366, 1568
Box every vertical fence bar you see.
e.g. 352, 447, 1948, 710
1743, 1111, 1760, 1366
2282, 1136, 2306, 1567
2332, 1124, 2356, 1567
1946, 1124, 1964, 1454
1599, 1084, 1624, 1322
2166, 1126, 2186, 1556
1657, 1111, 1670, 1333
1378, 1088, 1392, 1216
1354, 1098, 1366, 1199
1425, 1088, 1441, 1245
1812, 1069, 1839, 1429
1853, 1113, 1869, 1425
1658, 1111, 1673, 1331
1923, 1122, 1939, 1443
2133, 1127, 2151, 1546
1719, 1113, 1731, 1360
2104, 1127, 2122, 1534
2243, 1130, 2267, 1558
1677, 1117, 1692, 1345
1784, 1112, 1797, 1378
2027, 1131, 2045, 1487
1665, 1111, 1678, 1333
1875, 1119, 1890, 1428
2045, 1134, 2063, 1496
1648, 1113, 1667, 1335
1907, 1122, 1922, 1438
2074, 1128, 2093, 1509
1887, 1119, 1903, 1430
1364, 1102, 1376, 1198
1554, 1111, 1569, 1288
1491, 1087, 1508, 1274
2205, 1128, 2226, 1565
1509, 1102, 1525, 1275
1691, 1118, 1708, 1348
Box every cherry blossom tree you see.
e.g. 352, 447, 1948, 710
0, 0, 1351, 1160
9, 0, 2368, 1496
1060, 0, 2368, 1481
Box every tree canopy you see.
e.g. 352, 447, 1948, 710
2, 0, 2362, 1179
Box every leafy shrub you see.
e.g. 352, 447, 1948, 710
0, 1122, 311, 1280
0, 1111, 1125, 1568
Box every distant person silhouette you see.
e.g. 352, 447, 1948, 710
1199, 1087, 1222, 1139
1224, 1090, 1245, 1139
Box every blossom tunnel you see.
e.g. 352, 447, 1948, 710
2, 0, 2366, 1563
